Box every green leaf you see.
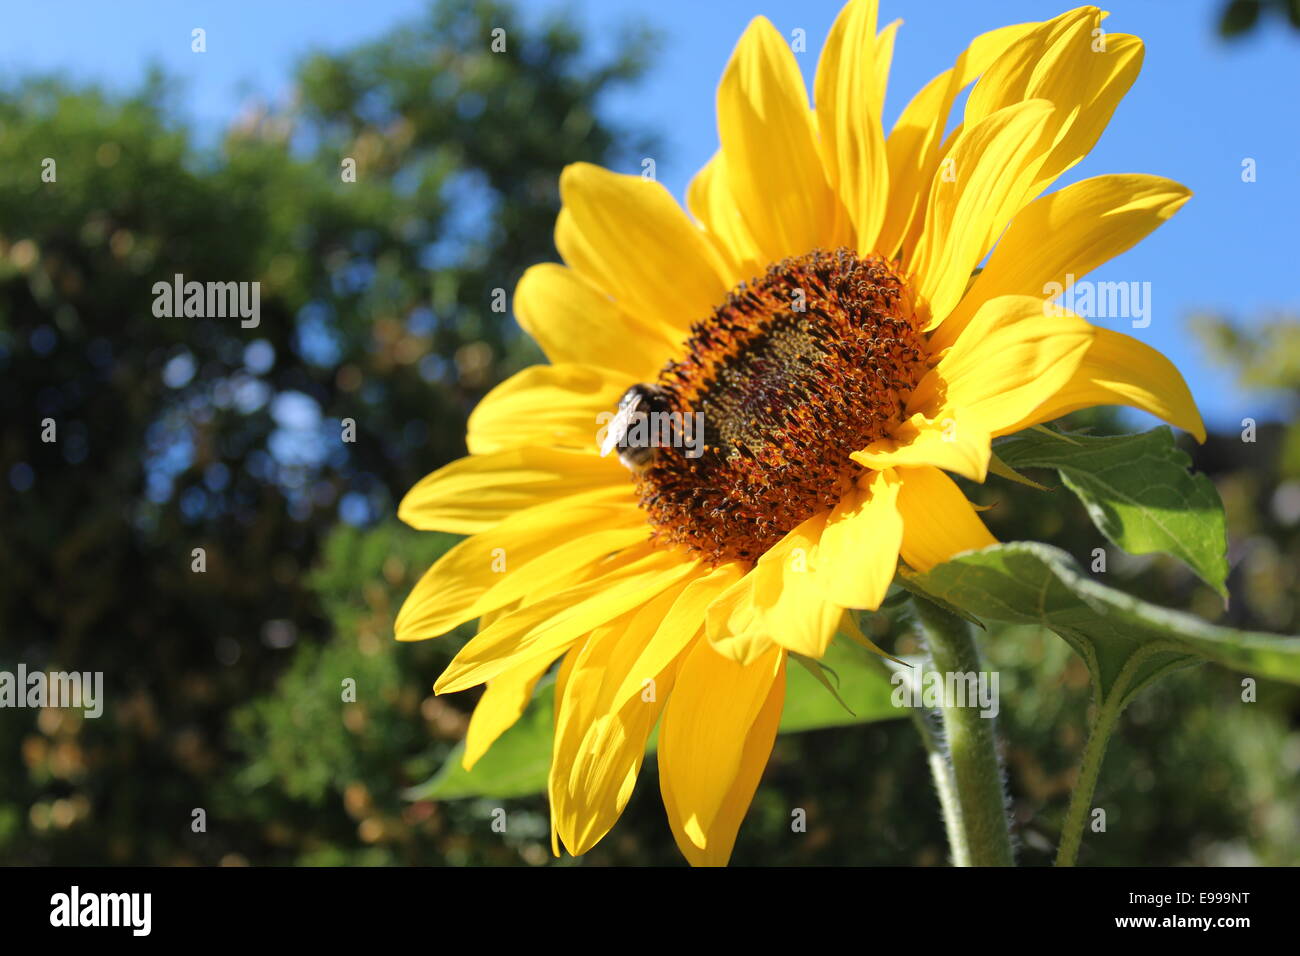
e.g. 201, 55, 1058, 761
837, 605, 907, 663
405, 679, 556, 801
914, 540, 1299, 868
409, 629, 904, 801
788, 653, 856, 718
894, 572, 986, 630
780, 637, 903, 732
908, 542, 1300, 703
1219, 0, 1262, 37
988, 449, 1051, 491
995, 426, 1229, 597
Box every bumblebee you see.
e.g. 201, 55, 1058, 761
600, 383, 670, 473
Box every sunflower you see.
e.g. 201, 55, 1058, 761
396, 1, 1205, 866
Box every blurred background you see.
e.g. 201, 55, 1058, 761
1, 0, 1297, 866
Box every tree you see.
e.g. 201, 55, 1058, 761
0, 0, 655, 865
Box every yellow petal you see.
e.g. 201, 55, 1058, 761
660, 649, 785, 867
712, 512, 842, 660
395, 485, 642, 642
1004, 327, 1207, 441
465, 523, 652, 622
852, 409, 992, 482
703, 572, 775, 665
814, 0, 889, 252
748, 511, 844, 657
398, 447, 625, 534
873, 20, 901, 115
549, 642, 582, 857
658, 640, 784, 849
548, 625, 617, 854
815, 468, 903, 609
463, 651, 555, 770
932, 175, 1192, 351
434, 545, 695, 694
555, 162, 729, 335
513, 262, 680, 381
908, 99, 1055, 325
686, 151, 764, 287
910, 294, 1094, 438
877, 19, 1038, 260
608, 562, 745, 713
553, 643, 580, 729
896, 465, 997, 572
550, 585, 684, 855
1037, 31, 1143, 192
466, 362, 630, 455
717, 17, 842, 262
966, 8, 1143, 198
762, 565, 846, 659
964, 7, 1094, 123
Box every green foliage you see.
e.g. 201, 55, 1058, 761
909, 538, 1299, 864
1193, 313, 1300, 392
1218, 0, 1300, 37
0, 0, 653, 866
996, 427, 1229, 596
217, 520, 500, 865
230, 522, 458, 806
980, 626, 1300, 866
779, 638, 902, 731
910, 541, 1300, 696
409, 679, 556, 802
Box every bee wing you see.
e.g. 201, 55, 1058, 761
599, 393, 642, 457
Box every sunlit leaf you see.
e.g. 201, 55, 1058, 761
996, 427, 1228, 597
908, 542, 1300, 704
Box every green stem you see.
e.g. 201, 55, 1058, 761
1054, 642, 1181, 866
913, 598, 1014, 867
856, 613, 968, 865
910, 706, 970, 868
1054, 694, 1123, 867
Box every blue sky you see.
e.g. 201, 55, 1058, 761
3, 0, 1296, 428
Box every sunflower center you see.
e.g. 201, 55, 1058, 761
629, 248, 926, 566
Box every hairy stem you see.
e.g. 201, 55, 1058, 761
910, 705, 970, 867
1054, 695, 1122, 867
1055, 642, 1180, 866
913, 598, 1014, 867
